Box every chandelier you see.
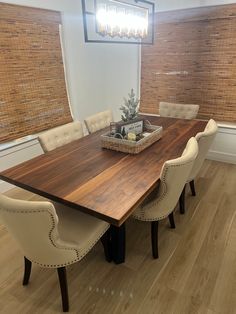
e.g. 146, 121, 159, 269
82, 0, 155, 44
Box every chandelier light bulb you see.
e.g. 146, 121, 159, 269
96, 1, 149, 39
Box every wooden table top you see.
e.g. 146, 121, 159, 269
0, 116, 207, 226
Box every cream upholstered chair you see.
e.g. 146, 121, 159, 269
38, 121, 84, 152
179, 119, 218, 214
132, 137, 198, 258
0, 195, 110, 312
159, 102, 199, 119
84, 110, 113, 134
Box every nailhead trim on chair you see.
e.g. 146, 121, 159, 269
187, 120, 218, 183
1, 207, 80, 266
133, 160, 194, 222
1, 206, 109, 268
30, 226, 109, 268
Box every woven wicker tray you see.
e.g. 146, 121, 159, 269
101, 124, 163, 154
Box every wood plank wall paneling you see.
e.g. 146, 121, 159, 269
0, 3, 73, 143
140, 4, 236, 123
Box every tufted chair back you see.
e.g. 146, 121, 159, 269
84, 110, 113, 134
0, 195, 79, 268
159, 102, 199, 119
188, 119, 218, 182
134, 138, 198, 221
38, 121, 84, 152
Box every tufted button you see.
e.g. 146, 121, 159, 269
159, 102, 199, 120
38, 122, 84, 152
85, 110, 113, 134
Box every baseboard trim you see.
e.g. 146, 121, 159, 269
207, 150, 236, 165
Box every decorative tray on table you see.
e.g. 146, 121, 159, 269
101, 119, 163, 154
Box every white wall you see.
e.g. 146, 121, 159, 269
207, 125, 236, 164
0, 139, 44, 193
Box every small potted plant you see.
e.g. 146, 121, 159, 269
120, 88, 139, 122
116, 89, 143, 139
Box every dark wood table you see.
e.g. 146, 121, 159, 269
0, 116, 207, 263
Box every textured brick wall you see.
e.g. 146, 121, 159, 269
0, 3, 72, 143
140, 4, 236, 123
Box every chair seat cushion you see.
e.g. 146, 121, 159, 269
54, 203, 109, 260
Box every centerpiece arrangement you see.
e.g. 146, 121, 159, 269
101, 89, 163, 154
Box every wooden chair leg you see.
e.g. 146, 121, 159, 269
23, 257, 32, 286
57, 267, 69, 312
179, 184, 186, 214
168, 212, 176, 229
189, 180, 196, 196
101, 228, 112, 262
151, 221, 159, 259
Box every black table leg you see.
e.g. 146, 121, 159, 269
111, 223, 126, 264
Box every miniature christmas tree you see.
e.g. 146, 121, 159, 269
120, 89, 139, 122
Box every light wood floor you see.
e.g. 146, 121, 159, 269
0, 160, 236, 314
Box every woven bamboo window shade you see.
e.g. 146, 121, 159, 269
140, 4, 236, 123
0, 4, 73, 143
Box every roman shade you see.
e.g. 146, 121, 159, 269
140, 4, 236, 123
0, 3, 72, 143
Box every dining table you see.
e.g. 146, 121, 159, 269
0, 115, 208, 264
